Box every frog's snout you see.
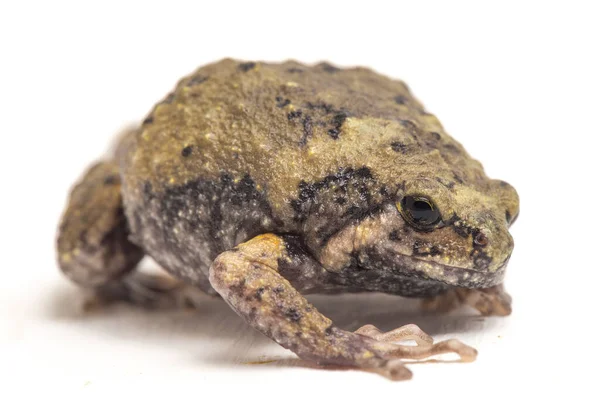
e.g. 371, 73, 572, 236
470, 228, 514, 274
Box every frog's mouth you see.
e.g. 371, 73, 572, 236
388, 251, 508, 289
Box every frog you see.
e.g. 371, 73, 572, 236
57, 59, 519, 380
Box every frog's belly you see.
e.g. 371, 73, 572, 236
317, 271, 449, 298
124, 175, 285, 291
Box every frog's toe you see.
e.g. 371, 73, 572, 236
374, 338, 478, 363
355, 335, 476, 380
355, 323, 433, 346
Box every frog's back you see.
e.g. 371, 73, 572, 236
118, 59, 480, 285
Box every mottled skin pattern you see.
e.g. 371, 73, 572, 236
57, 59, 519, 380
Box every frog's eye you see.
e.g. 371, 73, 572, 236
398, 196, 441, 228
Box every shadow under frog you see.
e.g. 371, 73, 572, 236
47, 279, 504, 375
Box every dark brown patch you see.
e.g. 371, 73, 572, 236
228, 279, 247, 298
276, 96, 291, 108
285, 308, 302, 322
275, 96, 291, 108
181, 146, 193, 157
452, 172, 465, 185
471, 249, 492, 271
390, 141, 408, 153
400, 120, 418, 130
413, 241, 442, 257
306, 101, 334, 113
103, 175, 119, 185
300, 116, 313, 146
327, 112, 348, 139
394, 95, 408, 105
444, 143, 461, 154
327, 129, 339, 139
238, 62, 256, 72
389, 230, 401, 241
436, 177, 455, 189
186, 75, 208, 86
287, 110, 302, 120
254, 287, 265, 300
446, 214, 473, 238
400, 119, 421, 141
321, 63, 340, 73
290, 166, 376, 226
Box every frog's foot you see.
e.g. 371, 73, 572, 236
366, 337, 478, 380
354, 323, 433, 346
422, 284, 512, 316
353, 324, 476, 379
85, 272, 203, 310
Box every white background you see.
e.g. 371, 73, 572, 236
2, 1, 599, 398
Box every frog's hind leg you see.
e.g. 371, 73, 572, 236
57, 161, 198, 309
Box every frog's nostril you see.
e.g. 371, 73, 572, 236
474, 232, 488, 247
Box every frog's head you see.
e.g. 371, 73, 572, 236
385, 177, 519, 288
320, 175, 519, 289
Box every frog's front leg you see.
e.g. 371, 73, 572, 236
422, 284, 512, 316
209, 234, 477, 380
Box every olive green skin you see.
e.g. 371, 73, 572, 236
115, 59, 518, 296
